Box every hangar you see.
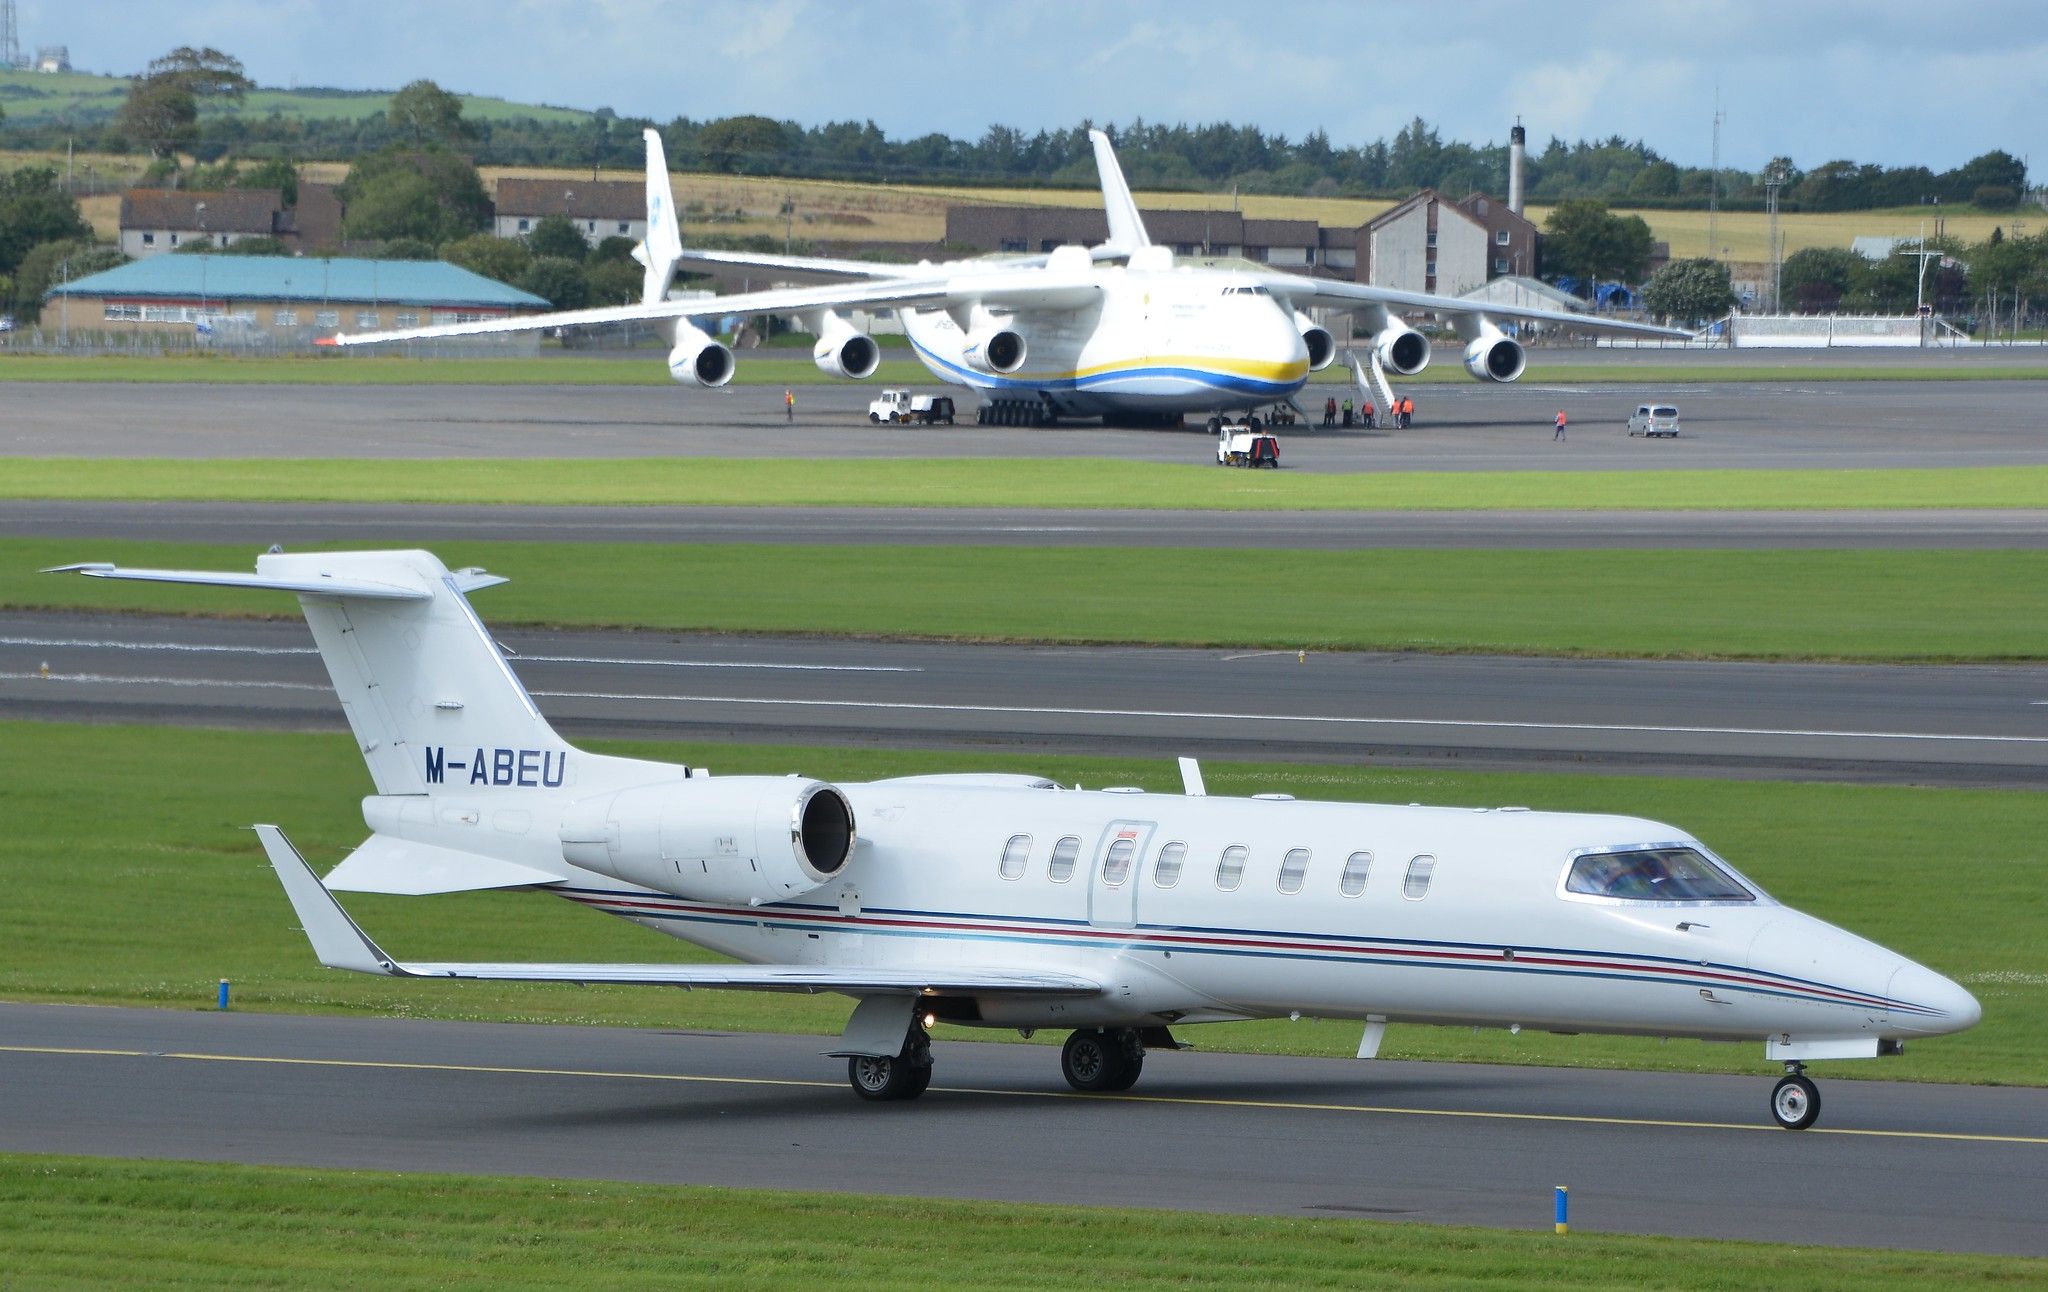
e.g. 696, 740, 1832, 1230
39, 256, 549, 346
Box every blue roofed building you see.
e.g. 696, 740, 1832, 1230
39, 255, 549, 348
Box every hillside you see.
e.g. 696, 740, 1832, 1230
0, 66, 591, 125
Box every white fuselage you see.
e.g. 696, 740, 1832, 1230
551, 776, 1977, 1047
901, 268, 1311, 417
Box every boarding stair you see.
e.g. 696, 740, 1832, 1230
1345, 348, 1400, 428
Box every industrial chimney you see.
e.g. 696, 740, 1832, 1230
1508, 121, 1526, 216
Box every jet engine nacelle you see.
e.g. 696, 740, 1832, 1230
961, 325, 1027, 375
812, 313, 881, 380
1462, 327, 1527, 383
559, 776, 855, 906
667, 324, 735, 388
1292, 310, 1335, 371
1372, 322, 1431, 376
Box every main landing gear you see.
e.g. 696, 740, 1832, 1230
1770, 1062, 1821, 1130
1060, 1027, 1146, 1093
976, 398, 1057, 427
846, 1022, 933, 1102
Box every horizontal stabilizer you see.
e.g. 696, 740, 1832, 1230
46, 561, 431, 600
325, 833, 565, 896
257, 826, 1100, 996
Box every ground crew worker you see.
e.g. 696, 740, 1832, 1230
1323, 396, 1337, 426
1554, 409, 1568, 441
1362, 400, 1375, 429
785, 388, 795, 422
1401, 396, 1414, 428
1341, 396, 1353, 427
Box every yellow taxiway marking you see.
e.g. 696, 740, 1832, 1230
3, 1044, 2042, 1146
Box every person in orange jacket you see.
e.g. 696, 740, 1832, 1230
1553, 409, 1568, 441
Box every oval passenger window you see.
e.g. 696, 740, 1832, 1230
1402, 855, 1435, 900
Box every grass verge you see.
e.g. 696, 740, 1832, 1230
2, 353, 2046, 386
2, 1154, 2039, 1289
8, 458, 2048, 512
6, 537, 2046, 661
1, 721, 2036, 1085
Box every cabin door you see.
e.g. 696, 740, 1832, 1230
1088, 819, 1155, 930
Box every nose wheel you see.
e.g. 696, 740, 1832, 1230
1770, 1065, 1821, 1130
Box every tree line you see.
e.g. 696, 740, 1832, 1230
0, 47, 2031, 212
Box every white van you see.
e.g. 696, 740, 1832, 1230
1627, 404, 1681, 437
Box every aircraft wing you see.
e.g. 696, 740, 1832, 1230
1263, 274, 1693, 340
257, 825, 1102, 997
325, 268, 1099, 349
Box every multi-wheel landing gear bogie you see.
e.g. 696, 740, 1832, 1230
976, 398, 1058, 427
847, 1026, 934, 1102
1060, 1027, 1147, 1093
1770, 1061, 1821, 1130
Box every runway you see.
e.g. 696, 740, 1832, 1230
6, 611, 2044, 785
1, 1004, 2038, 1254
13, 376, 2048, 471
15, 498, 2048, 549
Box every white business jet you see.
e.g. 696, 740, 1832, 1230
51, 550, 1977, 1127
326, 129, 1686, 426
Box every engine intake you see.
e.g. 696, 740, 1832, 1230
559, 776, 854, 906
668, 323, 735, 388
812, 314, 881, 380
1293, 311, 1335, 371
1462, 329, 1527, 383
963, 326, 1027, 375
1373, 323, 1431, 376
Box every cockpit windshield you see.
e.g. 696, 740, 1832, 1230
1565, 847, 1754, 902
1220, 285, 1272, 297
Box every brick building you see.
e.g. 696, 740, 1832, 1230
118, 185, 344, 258
493, 178, 645, 246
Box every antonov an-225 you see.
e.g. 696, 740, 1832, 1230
326, 129, 1688, 424
53, 550, 1979, 1129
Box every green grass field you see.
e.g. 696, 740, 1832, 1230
6, 538, 2045, 661
0, 67, 590, 125
2, 721, 2035, 1085
7, 458, 2048, 513
3, 352, 2047, 387
7, 1154, 2036, 1290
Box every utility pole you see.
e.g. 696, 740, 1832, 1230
1707, 88, 1725, 262
0, 0, 18, 68
1763, 158, 1788, 312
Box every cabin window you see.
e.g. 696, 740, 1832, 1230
1215, 844, 1248, 892
1102, 838, 1135, 887
1402, 855, 1436, 900
1049, 836, 1080, 883
1339, 851, 1373, 897
1565, 847, 1754, 902
999, 833, 1032, 880
1277, 848, 1310, 894
1153, 841, 1186, 888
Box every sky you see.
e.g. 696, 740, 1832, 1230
29, 0, 2048, 176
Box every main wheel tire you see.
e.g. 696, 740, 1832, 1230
1060, 1029, 1127, 1093
1770, 1074, 1820, 1130
1106, 1050, 1144, 1091
849, 1054, 923, 1101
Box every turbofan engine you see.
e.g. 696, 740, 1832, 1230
812, 313, 881, 380
1292, 310, 1335, 371
1462, 326, 1527, 383
559, 776, 855, 906
962, 325, 1027, 375
667, 323, 735, 387
1372, 322, 1432, 376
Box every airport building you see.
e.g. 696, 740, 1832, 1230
1359, 189, 1539, 295
40, 255, 548, 345
493, 178, 646, 246
118, 185, 344, 259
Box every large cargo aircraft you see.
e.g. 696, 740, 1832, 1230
328, 130, 1687, 425
51, 551, 1978, 1127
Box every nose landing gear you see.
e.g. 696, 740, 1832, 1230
1770, 1062, 1821, 1130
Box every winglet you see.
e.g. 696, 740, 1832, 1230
1088, 129, 1151, 255
640, 127, 685, 305
254, 825, 401, 976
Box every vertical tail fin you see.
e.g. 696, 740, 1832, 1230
1089, 128, 1152, 257
639, 127, 685, 307
49, 550, 564, 795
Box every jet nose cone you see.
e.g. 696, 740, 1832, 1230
1888, 961, 1981, 1034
